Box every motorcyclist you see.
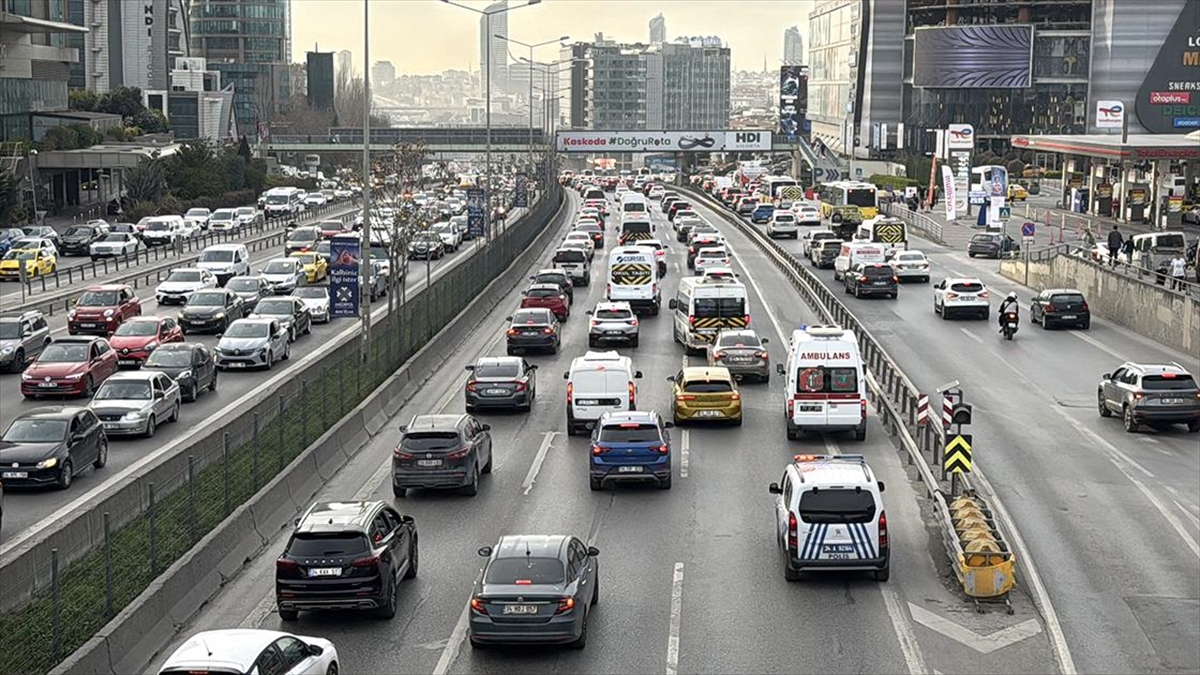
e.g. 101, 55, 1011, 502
998, 292, 1019, 333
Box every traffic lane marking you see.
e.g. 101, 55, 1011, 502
909, 603, 1043, 654
521, 431, 557, 495
680, 429, 689, 479
665, 562, 685, 675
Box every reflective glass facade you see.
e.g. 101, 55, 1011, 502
189, 0, 289, 126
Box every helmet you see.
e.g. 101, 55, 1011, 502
1006, 292, 1018, 301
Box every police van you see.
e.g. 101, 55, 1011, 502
607, 246, 661, 315
669, 276, 750, 353
855, 216, 908, 256
562, 351, 644, 436
776, 325, 867, 441
768, 454, 889, 581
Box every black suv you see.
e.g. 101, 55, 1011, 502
844, 262, 898, 299
275, 500, 418, 620
392, 414, 493, 497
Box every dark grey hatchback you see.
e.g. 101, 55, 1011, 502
464, 357, 537, 413
392, 414, 493, 497
469, 535, 599, 649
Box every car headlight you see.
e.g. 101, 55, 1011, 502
64, 373, 84, 380
213, 312, 225, 320
123, 411, 148, 421
36, 457, 58, 469
145, 342, 158, 351
1, 346, 12, 355
104, 309, 115, 318
68, 310, 77, 319
21, 372, 33, 380
176, 369, 193, 381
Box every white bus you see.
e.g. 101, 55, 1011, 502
759, 176, 799, 200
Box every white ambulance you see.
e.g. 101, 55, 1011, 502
606, 246, 661, 315
768, 453, 889, 581
776, 325, 867, 441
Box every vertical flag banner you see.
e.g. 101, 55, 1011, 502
941, 165, 957, 220
329, 236, 360, 318
467, 187, 487, 239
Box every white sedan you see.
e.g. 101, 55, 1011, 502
694, 246, 732, 275
304, 193, 328, 208
155, 267, 218, 305
158, 629, 338, 675
888, 249, 931, 282
89, 233, 140, 259
794, 204, 822, 226
292, 286, 331, 323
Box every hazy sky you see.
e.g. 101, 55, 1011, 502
292, 0, 814, 75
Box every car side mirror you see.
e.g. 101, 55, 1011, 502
1101, 373, 1111, 380
477, 546, 493, 557
481, 424, 491, 431
668, 299, 677, 310
529, 365, 538, 370
768, 482, 782, 495
563, 372, 569, 380
398, 424, 408, 432
215, 333, 223, 339
666, 375, 675, 383
634, 371, 643, 379
504, 316, 512, 322
878, 481, 886, 493
775, 364, 785, 375
400, 515, 415, 526
464, 365, 475, 371
587, 546, 600, 557
70, 433, 86, 444
760, 337, 769, 345
307, 644, 324, 657
663, 421, 675, 429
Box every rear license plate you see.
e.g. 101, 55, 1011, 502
119, 359, 139, 366
1161, 398, 1184, 405
576, 399, 599, 406
522, 331, 539, 336
873, 281, 889, 285
307, 567, 341, 578
2, 471, 28, 479
822, 544, 855, 559
503, 604, 538, 615
696, 410, 723, 418
606, 330, 624, 335
727, 357, 751, 363
1061, 315, 1076, 320
485, 388, 508, 396
618, 466, 644, 473
416, 459, 443, 467
799, 404, 822, 412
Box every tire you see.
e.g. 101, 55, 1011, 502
183, 383, 197, 403
589, 477, 602, 491
144, 415, 157, 438
326, 663, 338, 675
209, 371, 218, 392
482, 448, 494, 473
265, 349, 274, 370
733, 416, 743, 427
392, 484, 406, 498
1081, 320, 1090, 330
844, 284, 852, 294
855, 426, 867, 441
783, 557, 801, 582
631, 336, 640, 348
56, 460, 73, 490
283, 344, 291, 361
873, 564, 891, 582
1188, 420, 1200, 433
968, 252, 976, 258
375, 578, 397, 619
1123, 406, 1139, 433
1098, 391, 1112, 417
93, 438, 108, 468
569, 613, 588, 650
786, 426, 798, 441
591, 575, 599, 605
169, 403, 179, 423
588, 338, 596, 348
460, 463, 480, 496
404, 537, 419, 579
659, 474, 672, 490
303, 320, 312, 336
14, 348, 25, 371
1041, 320, 1049, 331
82, 375, 95, 398
277, 608, 299, 621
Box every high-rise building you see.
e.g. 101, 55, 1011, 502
142, 57, 238, 141
649, 14, 666, 44
479, 1, 509, 97
372, 61, 396, 88
0, 0, 87, 140
658, 41, 731, 129
783, 26, 803, 66
190, 0, 292, 129
307, 52, 335, 109
336, 50, 353, 81
63, 0, 189, 94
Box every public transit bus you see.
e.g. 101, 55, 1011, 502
817, 181, 879, 220
758, 176, 799, 201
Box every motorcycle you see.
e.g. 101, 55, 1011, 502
1001, 311, 1019, 340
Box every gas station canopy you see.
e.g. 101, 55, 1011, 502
1009, 133, 1200, 162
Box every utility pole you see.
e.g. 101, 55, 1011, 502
358, 0, 372, 363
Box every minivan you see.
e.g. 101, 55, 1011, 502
562, 351, 643, 436
553, 247, 591, 286
196, 244, 250, 284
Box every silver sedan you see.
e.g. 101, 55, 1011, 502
706, 329, 771, 382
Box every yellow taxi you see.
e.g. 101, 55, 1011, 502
290, 250, 328, 283
0, 248, 57, 280
1007, 184, 1029, 201
667, 366, 743, 426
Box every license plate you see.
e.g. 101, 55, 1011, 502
104, 423, 119, 430
576, 399, 599, 406
618, 466, 644, 473
79, 323, 98, 328
307, 567, 341, 578
873, 281, 889, 285
2, 471, 27, 479
484, 388, 508, 395
1161, 398, 1184, 405
503, 604, 538, 615
824, 552, 853, 560
39, 382, 58, 388
1061, 315, 1076, 319
227, 362, 246, 368
119, 359, 139, 366
606, 330, 624, 335
799, 404, 822, 412
522, 331, 540, 336
696, 410, 723, 418
416, 459, 443, 467
727, 357, 751, 363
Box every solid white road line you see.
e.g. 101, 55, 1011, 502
432, 599, 472, 675
1069, 330, 1128, 362
665, 561, 685, 675
521, 431, 557, 495
680, 430, 690, 479
959, 327, 984, 344
726, 246, 788, 345
882, 589, 930, 674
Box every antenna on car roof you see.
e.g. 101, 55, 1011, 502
200, 636, 213, 657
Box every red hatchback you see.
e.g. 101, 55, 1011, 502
520, 283, 570, 321
21, 336, 118, 398
108, 316, 185, 368
68, 284, 141, 336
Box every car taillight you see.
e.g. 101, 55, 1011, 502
892, 276, 899, 283
1133, 392, 1144, 401
676, 394, 696, 401
513, 381, 527, 392
628, 382, 636, 408
652, 283, 658, 295
861, 399, 867, 420
787, 398, 795, 416
979, 291, 990, 299
351, 555, 379, 568
712, 350, 724, 360
276, 557, 298, 570
465, 382, 477, 392
629, 318, 638, 327
566, 382, 573, 404
860, 275, 869, 283
787, 512, 798, 550
688, 316, 696, 326
744, 314, 751, 325
945, 292, 959, 300
1046, 304, 1057, 312
556, 597, 576, 614
731, 392, 741, 401
470, 597, 488, 614
446, 447, 469, 460
542, 327, 554, 335
507, 328, 518, 336
591, 444, 609, 455
878, 511, 889, 549
393, 447, 413, 460
756, 350, 768, 359
654, 444, 669, 454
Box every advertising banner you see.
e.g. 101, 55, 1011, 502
329, 236, 361, 318
941, 165, 957, 221
1095, 100, 1125, 130
988, 166, 1009, 199
1134, 7, 1200, 133
555, 131, 772, 153
779, 65, 808, 141
467, 188, 486, 239
947, 124, 975, 150
913, 25, 1033, 88
514, 173, 528, 208
950, 150, 971, 213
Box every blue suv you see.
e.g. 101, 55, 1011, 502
589, 411, 674, 491
750, 203, 776, 224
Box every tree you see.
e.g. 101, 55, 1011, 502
238, 135, 252, 163
0, 172, 25, 226
131, 108, 170, 134
69, 89, 99, 112
124, 159, 167, 203
1006, 159, 1026, 177
98, 87, 146, 121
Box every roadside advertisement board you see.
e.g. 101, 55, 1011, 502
329, 235, 360, 318
514, 173, 528, 208
779, 65, 808, 142
467, 188, 486, 238
555, 131, 772, 153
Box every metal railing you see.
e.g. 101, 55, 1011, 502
881, 200, 945, 245
1023, 241, 1200, 299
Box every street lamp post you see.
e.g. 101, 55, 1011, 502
524, 58, 579, 188
358, 0, 373, 362
495, 34, 568, 180
438, 0, 543, 243
26, 150, 39, 225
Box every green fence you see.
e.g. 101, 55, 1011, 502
0, 186, 563, 675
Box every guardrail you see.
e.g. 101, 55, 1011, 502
681, 185, 1018, 610
2, 202, 360, 317
880, 200, 945, 245
1024, 241, 1200, 298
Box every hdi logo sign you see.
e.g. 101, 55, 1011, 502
725, 131, 772, 150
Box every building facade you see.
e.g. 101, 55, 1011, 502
478, 1, 509, 97
1, 0, 86, 140
189, 0, 291, 129
61, 0, 188, 94
372, 60, 396, 88
143, 57, 237, 141
783, 26, 803, 66
658, 41, 731, 129
306, 51, 334, 109
649, 13, 665, 44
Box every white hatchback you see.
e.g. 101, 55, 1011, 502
158, 629, 337, 675
932, 277, 990, 320
766, 211, 799, 239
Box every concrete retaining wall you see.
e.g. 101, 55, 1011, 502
1000, 255, 1199, 354
50, 188, 569, 675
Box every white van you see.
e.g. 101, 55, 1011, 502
196, 243, 251, 284
1130, 230, 1186, 277
833, 242, 887, 281
619, 216, 654, 245
553, 247, 591, 286
769, 454, 889, 581
562, 351, 644, 435
777, 325, 867, 441
669, 276, 750, 353
606, 246, 661, 315
263, 187, 305, 218
620, 193, 649, 218
141, 216, 187, 246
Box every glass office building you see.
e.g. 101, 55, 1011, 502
189, 0, 290, 127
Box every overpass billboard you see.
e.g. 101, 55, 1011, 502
556, 131, 772, 153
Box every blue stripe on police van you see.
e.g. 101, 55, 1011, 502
856, 523, 876, 559
804, 524, 823, 559
846, 523, 864, 559
814, 523, 829, 559
799, 523, 816, 560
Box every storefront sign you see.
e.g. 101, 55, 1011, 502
947, 124, 975, 150
1095, 100, 1125, 129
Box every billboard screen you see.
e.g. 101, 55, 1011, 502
779, 66, 808, 141
913, 25, 1033, 88
555, 131, 772, 153
466, 188, 486, 239
1134, 6, 1200, 133
328, 235, 361, 318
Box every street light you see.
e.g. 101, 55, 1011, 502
437, 0, 542, 242
358, 0, 374, 362
494, 34, 568, 178
523, 57, 582, 177
26, 149, 39, 225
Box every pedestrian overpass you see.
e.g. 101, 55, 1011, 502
266, 127, 547, 154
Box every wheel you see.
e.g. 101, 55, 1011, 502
569, 613, 588, 650
282, 344, 291, 361
855, 426, 867, 441
844, 284, 852, 294
1188, 420, 1200, 433
303, 320, 312, 336
968, 252, 976, 258
82, 375, 95, 398
1081, 320, 1090, 330
144, 415, 157, 438
325, 663, 338, 675
169, 402, 180, 422
209, 372, 218, 392
1041, 319, 1049, 330
375, 577, 398, 619
591, 575, 599, 605
659, 474, 672, 490
56, 459, 73, 490
460, 463, 480, 496
786, 426, 798, 441
288, 328, 296, 343
404, 536, 419, 579
733, 416, 743, 427
14, 348, 25, 371
873, 564, 891, 582
631, 336, 639, 348
93, 438, 108, 468
854, 288, 863, 299
1123, 406, 1139, 433
1097, 391, 1112, 417
588, 338, 596, 348
506, 347, 516, 356
277, 608, 299, 621
265, 349, 274, 370
392, 485, 406, 498
482, 448, 494, 473
783, 556, 801, 582
183, 383, 197, 403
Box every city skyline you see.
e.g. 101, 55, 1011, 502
290, 1, 813, 76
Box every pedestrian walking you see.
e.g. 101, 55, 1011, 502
1122, 238, 1134, 266
1170, 253, 1187, 291
1106, 225, 1123, 268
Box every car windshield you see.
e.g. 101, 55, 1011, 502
288, 229, 318, 242
186, 209, 209, 217
225, 322, 269, 338
972, 234, 999, 244
166, 270, 203, 283
114, 321, 159, 336
146, 221, 173, 231
799, 489, 877, 524
794, 367, 858, 393
595, 308, 633, 320
861, 266, 894, 278
4, 250, 34, 260
694, 297, 745, 318
211, 211, 235, 221
896, 253, 925, 262
293, 287, 328, 299
401, 431, 460, 450
38, 343, 89, 362
263, 261, 295, 274
554, 250, 585, 263
293, 254, 317, 265
475, 362, 520, 378
237, 208, 255, 216
95, 380, 152, 400
266, 194, 290, 205
97, 234, 128, 243
77, 290, 120, 307
949, 282, 985, 293
188, 291, 227, 307
226, 278, 260, 292
774, 214, 795, 221
3, 419, 68, 443
65, 226, 93, 237
0, 322, 20, 339
683, 379, 733, 393
1142, 374, 1197, 391
1154, 234, 1185, 249
717, 334, 759, 348
144, 348, 193, 367
485, 556, 566, 585
1048, 293, 1084, 305
287, 532, 370, 557
598, 423, 662, 443
199, 250, 235, 263
255, 299, 291, 315
535, 274, 565, 285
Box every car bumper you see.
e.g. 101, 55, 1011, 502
68, 320, 118, 336
392, 467, 471, 490
1131, 407, 1200, 423
894, 268, 929, 279
852, 285, 897, 297
943, 304, 989, 317
468, 613, 583, 645
180, 316, 226, 333
591, 463, 671, 487
156, 294, 190, 305
590, 329, 637, 343
1044, 312, 1090, 325
99, 418, 151, 435
969, 247, 1000, 257
21, 379, 88, 396
216, 352, 270, 368
674, 404, 742, 422
61, 244, 91, 255
116, 352, 150, 367
466, 390, 530, 408
788, 551, 889, 573
712, 360, 769, 380
0, 466, 63, 487
277, 580, 386, 612
507, 336, 556, 350
89, 249, 124, 258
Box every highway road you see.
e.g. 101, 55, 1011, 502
0, 200, 535, 544
148, 191, 1057, 675
687, 191, 1200, 675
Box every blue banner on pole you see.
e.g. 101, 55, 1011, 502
514, 173, 528, 208
467, 187, 486, 239
329, 235, 361, 318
